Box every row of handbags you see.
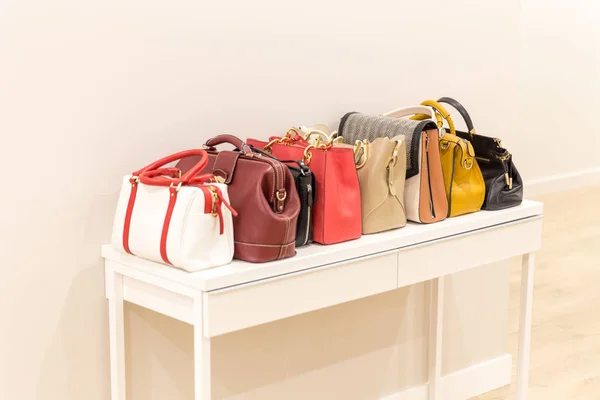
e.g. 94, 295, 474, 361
111, 97, 523, 271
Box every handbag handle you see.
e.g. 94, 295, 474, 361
437, 97, 476, 135
411, 100, 457, 136
134, 149, 210, 187
383, 105, 444, 128
205, 134, 253, 155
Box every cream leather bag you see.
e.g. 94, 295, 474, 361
111, 150, 236, 272
355, 136, 407, 234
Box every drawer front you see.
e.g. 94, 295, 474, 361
397, 217, 543, 288
204, 251, 398, 337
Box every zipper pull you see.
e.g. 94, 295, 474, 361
306, 184, 313, 206
425, 135, 430, 151
276, 189, 287, 213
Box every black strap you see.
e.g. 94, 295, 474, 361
437, 97, 475, 133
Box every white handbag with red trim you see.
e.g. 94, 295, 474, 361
111, 149, 237, 271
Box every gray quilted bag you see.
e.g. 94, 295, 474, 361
339, 112, 437, 179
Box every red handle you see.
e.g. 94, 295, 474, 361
134, 149, 209, 187
205, 134, 253, 155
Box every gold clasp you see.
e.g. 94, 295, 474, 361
354, 140, 370, 169
207, 186, 219, 217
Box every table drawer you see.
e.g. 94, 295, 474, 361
203, 250, 398, 337
397, 216, 543, 288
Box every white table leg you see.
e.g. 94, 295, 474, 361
516, 253, 535, 400
428, 276, 445, 400
108, 270, 126, 400
194, 293, 212, 400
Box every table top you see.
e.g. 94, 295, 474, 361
102, 200, 543, 292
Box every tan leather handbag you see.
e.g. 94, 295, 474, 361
355, 136, 407, 234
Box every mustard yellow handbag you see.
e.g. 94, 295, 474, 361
413, 100, 485, 217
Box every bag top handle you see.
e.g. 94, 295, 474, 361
411, 100, 457, 136
133, 149, 209, 187
205, 134, 253, 155
437, 97, 476, 135
383, 105, 434, 119
383, 105, 445, 128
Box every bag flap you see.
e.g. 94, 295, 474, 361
339, 112, 436, 179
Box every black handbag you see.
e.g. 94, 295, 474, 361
436, 97, 523, 210
249, 147, 316, 247
285, 160, 316, 247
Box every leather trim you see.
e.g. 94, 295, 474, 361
205, 134, 253, 154
338, 112, 358, 137
212, 151, 241, 184
159, 186, 178, 265
122, 177, 139, 255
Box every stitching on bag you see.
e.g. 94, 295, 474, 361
234, 241, 295, 248
230, 154, 240, 183
278, 213, 291, 259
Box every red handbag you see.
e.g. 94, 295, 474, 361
248, 129, 362, 245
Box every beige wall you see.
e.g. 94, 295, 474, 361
0, 1, 597, 399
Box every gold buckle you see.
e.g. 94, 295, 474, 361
276, 190, 287, 202
462, 159, 474, 170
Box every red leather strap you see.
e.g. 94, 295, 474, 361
133, 149, 209, 186
122, 176, 139, 255
205, 134, 253, 155
159, 185, 179, 265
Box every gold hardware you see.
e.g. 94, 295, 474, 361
178, 169, 182, 179
303, 145, 315, 165
509, 177, 513, 190
475, 156, 491, 162
276, 190, 287, 202
495, 152, 511, 162
169, 182, 183, 192
504, 172, 511, 188
425, 135, 430, 151
462, 159, 474, 170
493, 137, 503, 148
263, 138, 281, 154
207, 186, 219, 217
211, 175, 225, 184
440, 140, 451, 151
354, 140, 370, 169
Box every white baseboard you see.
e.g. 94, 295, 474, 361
380, 354, 512, 400
525, 167, 600, 197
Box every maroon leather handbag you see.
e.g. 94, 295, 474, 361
176, 135, 300, 263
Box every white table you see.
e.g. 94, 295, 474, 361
103, 200, 543, 400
